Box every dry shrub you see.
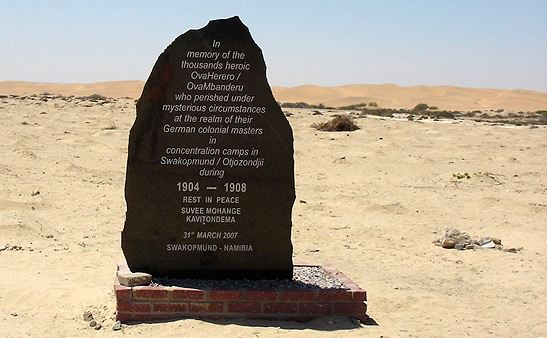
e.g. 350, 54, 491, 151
313, 115, 360, 132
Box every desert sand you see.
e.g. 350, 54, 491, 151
0, 81, 144, 101
0, 84, 546, 337
273, 84, 547, 112
1, 81, 546, 111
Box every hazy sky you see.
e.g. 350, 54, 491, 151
1, 0, 546, 91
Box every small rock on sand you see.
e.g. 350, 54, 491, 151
112, 321, 122, 331
480, 241, 496, 248
440, 227, 471, 248
477, 237, 492, 246
503, 247, 523, 253
83, 311, 93, 321
441, 239, 455, 248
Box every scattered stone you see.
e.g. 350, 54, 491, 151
503, 247, 523, 253
118, 272, 152, 287
292, 266, 345, 289
112, 321, 122, 331
83, 311, 93, 321
152, 266, 346, 290
0, 245, 7, 252
10, 312, 17, 317
94, 323, 102, 330
440, 227, 471, 248
441, 238, 456, 249
435, 227, 514, 252
89, 320, 97, 327
480, 241, 496, 248
477, 237, 492, 246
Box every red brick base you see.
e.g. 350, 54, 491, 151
115, 262, 367, 323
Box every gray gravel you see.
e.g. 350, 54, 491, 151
151, 266, 347, 290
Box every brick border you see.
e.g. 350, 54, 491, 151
115, 262, 367, 323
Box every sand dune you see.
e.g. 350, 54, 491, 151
272, 84, 547, 111
0, 81, 144, 99
1, 81, 545, 111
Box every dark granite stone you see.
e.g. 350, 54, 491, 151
122, 16, 295, 279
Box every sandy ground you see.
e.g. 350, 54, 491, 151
0, 92, 546, 337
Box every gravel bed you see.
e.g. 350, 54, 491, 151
151, 266, 347, 290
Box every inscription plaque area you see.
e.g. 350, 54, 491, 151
122, 16, 295, 279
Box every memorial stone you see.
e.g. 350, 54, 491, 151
122, 16, 295, 279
